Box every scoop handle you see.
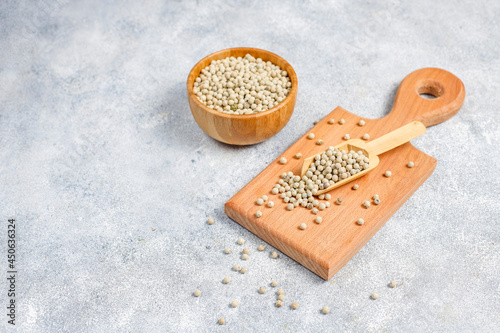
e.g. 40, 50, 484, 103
385, 68, 465, 127
365, 121, 426, 156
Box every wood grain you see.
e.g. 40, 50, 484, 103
225, 68, 465, 280
186, 47, 298, 145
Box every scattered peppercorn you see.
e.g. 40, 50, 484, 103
259, 286, 266, 294
241, 254, 249, 260
271, 281, 278, 287
371, 293, 379, 300
363, 201, 370, 208
223, 276, 231, 284
291, 302, 299, 309
384, 171, 392, 177
408, 161, 414, 168
237, 238, 245, 245
243, 248, 250, 255
194, 289, 201, 297
218, 318, 225, 325
315, 216, 323, 224
207, 218, 215, 225
299, 223, 307, 230
295, 153, 302, 159
389, 281, 397, 288
316, 139, 324, 145
308, 133, 315, 139
358, 120, 366, 126
224, 248, 231, 254
256, 211, 262, 218
322, 306, 330, 314
352, 184, 359, 190
339, 119, 345, 125
257, 245, 265, 251
328, 119, 335, 124
356, 218, 365, 225
362, 133, 370, 140
279, 157, 287, 164
271, 251, 278, 259
231, 300, 239, 308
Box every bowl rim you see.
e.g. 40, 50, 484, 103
186, 47, 298, 119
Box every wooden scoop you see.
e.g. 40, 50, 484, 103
300, 121, 426, 195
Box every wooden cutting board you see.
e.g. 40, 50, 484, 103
225, 68, 465, 280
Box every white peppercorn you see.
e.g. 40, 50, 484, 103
271, 280, 278, 287
271, 251, 278, 259
325, 201, 330, 208
194, 289, 201, 297
256, 198, 264, 205
362, 133, 370, 140
356, 218, 364, 225
408, 161, 414, 168
223, 276, 231, 284
267, 201, 274, 208
287, 203, 294, 211
218, 318, 225, 325
319, 203, 326, 210
312, 208, 319, 214
384, 171, 392, 177
258, 244, 265, 251
343, 134, 350, 140
352, 184, 359, 190
259, 286, 266, 294
373, 194, 379, 200
276, 300, 282, 307
255, 211, 262, 218
280, 157, 287, 164
207, 218, 215, 225
358, 119, 366, 126
389, 281, 397, 288
277, 288, 285, 295
371, 293, 379, 300
363, 201, 370, 208
322, 306, 330, 314
262, 195, 268, 201
241, 254, 249, 260
243, 248, 250, 255
336, 198, 343, 205
240, 267, 247, 274
374, 198, 380, 205
278, 294, 285, 301
271, 188, 279, 194
299, 223, 307, 230
339, 119, 345, 125
231, 300, 239, 308
315, 216, 322, 224
325, 193, 331, 200
316, 139, 324, 145
233, 264, 240, 271
237, 237, 245, 245
295, 153, 302, 159
328, 119, 335, 124
194, 54, 292, 115
307, 133, 315, 139
291, 302, 299, 309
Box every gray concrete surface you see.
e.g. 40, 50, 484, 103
1, 0, 499, 332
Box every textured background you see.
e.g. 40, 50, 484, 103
1, 0, 499, 332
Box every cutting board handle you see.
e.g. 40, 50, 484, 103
386, 68, 465, 127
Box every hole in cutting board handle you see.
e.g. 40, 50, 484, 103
417, 80, 444, 99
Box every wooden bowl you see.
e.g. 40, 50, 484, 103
187, 47, 298, 145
